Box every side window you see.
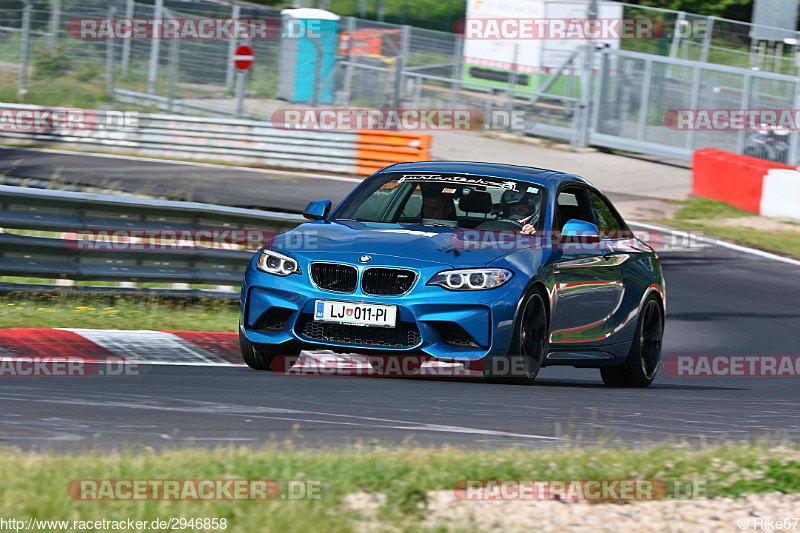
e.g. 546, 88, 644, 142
555, 188, 592, 230
398, 185, 423, 220
587, 190, 626, 238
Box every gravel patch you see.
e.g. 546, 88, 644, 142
344, 491, 800, 532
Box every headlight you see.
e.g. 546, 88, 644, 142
427, 268, 512, 290
256, 250, 300, 276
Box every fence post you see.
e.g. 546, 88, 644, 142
575, 44, 594, 147
507, 43, 519, 131
734, 73, 751, 154
450, 34, 463, 108
666, 11, 685, 79
226, 4, 242, 88
121, 0, 134, 73
167, 34, 180, 112
234, 69, 246, 117
700, 16, 714, 64
636, 58, 652, 142
685, 63, 702, 151
18, 0, 31, 101
106, 7, 116, 102
393, 25, 410, 110
47, 0, 61, 55
342, 17, 355, 107
147, 0, 164, 94
310, 36, 324, 108
788, 79, 800, 165
588, 46, 608, 143
377, 0, 385, 22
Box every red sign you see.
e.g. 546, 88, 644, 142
233, 45, 254, 70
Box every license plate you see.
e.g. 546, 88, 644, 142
314, 300, 397, 328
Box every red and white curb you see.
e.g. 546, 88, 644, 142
0, 328, 480, 376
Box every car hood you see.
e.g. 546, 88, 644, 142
271, 220, 517, 268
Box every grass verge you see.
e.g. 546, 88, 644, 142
657, 197, 800, 259
0, 294, 239, 331
0, 443, 798, 530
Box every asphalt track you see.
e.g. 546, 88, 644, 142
0, 147, 359, 212
0, 149, 799, 450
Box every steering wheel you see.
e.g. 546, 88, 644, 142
476, 218, 524, 230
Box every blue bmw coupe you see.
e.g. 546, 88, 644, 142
240, 162, 666, 386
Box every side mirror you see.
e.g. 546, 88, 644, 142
560, 219, 601, 245
303, 200, 332, 221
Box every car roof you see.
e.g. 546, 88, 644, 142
378, 161, 595, 190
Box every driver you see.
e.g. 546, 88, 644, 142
501, 190, 539, 235
421, 190, 456, 221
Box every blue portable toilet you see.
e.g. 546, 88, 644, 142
277, 9, 340, 104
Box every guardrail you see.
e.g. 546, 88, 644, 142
0, 103, 432, 176
0, 185, 306, 296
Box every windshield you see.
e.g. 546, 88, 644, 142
332, 172, 548, 230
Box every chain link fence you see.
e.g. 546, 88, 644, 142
1, 0, 799, 164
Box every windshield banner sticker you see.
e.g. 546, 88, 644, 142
398, 174, 518, 191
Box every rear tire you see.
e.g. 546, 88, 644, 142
484, 288, 548, 385
239, 329, 299, 371
600, 295, 663, 387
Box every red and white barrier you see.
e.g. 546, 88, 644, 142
0, 328, 480, 377
692, 148, 800, 221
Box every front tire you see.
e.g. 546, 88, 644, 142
239, 329, 299, 371
600, 295, 663, 387
484, 288, 548, 385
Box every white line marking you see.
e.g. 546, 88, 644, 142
0, 392, 562, 441
0, 145, 363, 183
629, 220, 800, 266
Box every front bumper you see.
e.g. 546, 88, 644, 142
240, 261, 526, 362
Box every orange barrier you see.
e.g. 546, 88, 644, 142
692, 148, 794, 213
339, 29, 402, 57
355, 130, 431, 175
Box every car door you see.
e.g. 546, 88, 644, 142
549, 185, 627, 346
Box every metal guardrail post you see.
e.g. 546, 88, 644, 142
47, 0, 61, 55
147, 0, 164, 95
121, 0, 134, 74
106, 7, 116, 103
18, 0, 30, 101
